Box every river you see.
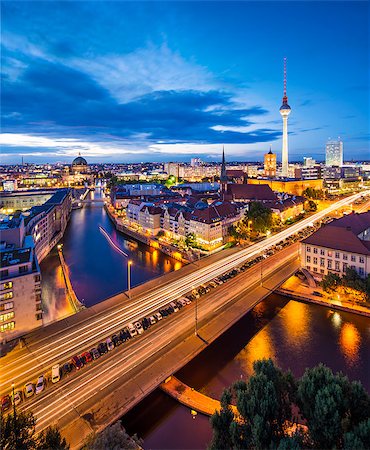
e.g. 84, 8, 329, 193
40, 190, 370, 449
40, 189, 183, 321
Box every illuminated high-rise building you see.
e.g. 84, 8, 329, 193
279, 58, 291, 178
325, 139, 343, 166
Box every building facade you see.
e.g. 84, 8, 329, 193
300, 212, 370, 278
264, 148, 277, 178
325, 139, 343, 167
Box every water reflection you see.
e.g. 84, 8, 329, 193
237, 327, 275, 376
281, 300, 311, 344
339, 322, 361, 365
40, 189, 183, 311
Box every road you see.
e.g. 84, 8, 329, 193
14, 245, 299, 449
0, 191, 366, 439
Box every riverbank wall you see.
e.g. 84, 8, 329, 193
104, 204, 191, 263
277, 288, 370, 318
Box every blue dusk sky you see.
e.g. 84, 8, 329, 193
1, 1, 369, 164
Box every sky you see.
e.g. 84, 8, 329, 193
1, 1, 369, 164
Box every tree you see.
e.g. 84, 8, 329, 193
246, 202, 273, 234
0, 410, 37, 450
84, 421, 142, 450
307, 200, 317, 211
320, 272, 341, 292
37, 426, 69, 450
303, 188, 324, 200
209, 390, 235, 450
209, 360, 370, 450
185, 232, 197, 248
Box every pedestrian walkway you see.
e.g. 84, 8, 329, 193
160, 376, 238, 417
58, 247, 85, 313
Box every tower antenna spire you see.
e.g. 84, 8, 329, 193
282, 57, 288, 104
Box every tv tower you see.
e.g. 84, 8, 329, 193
279, 57, 291, 178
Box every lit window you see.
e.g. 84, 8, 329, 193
0, 311, 14, 322
0, 321, 15, 332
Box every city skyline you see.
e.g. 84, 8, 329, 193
1, 1, 369, 164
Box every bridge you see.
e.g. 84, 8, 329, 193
0, 192, 365, 449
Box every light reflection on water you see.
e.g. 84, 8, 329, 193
339, 322, 361, 365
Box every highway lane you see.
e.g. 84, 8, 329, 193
17, 247, 299, 434
1, 191, 365, 396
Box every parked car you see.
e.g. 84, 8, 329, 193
149, 316, 156, 325
141, 318, 150, 330
170, 302, 179, 312
51, 364, 61, 383
81, 351, 93, 364
12, 390, 23, 406
24, 382, 35, 398
112, 334, 122, 346
90, 348, 100, 360
62, 362, 73, 375
106, 337, 115, 351
35, 375, 46, 394
119, 329, 130, 341
313, 291, 324, 298
127, 323, 137, 337
1, 395, 11, 412
154, 312, 163, 321
71, 355, 84, 370
134, 321, 144, 335
97, 342, 108, 355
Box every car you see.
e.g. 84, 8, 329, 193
149, 315, 156, 325
51, 364, 61, 383
62, 362, 73, 375
71, 355, 84, 370
313, 291, 324, 298
35, 375, 46, 394
24, 382, 34, 398
159, 309, 168, 317
106, 337, 115, 351
154, 312, 162, 321
134, 321, 144, 335
119, 329, 130, 341
97, 342, 108, 355
127, 323, 137, 337
1, 395, 11, 412
177, 299, 186, 308
141, 318, 150, 330
12, 390, 23, 406
170, 302, 179, 312
81, 351, 93, 364
90, 348, 100, 360
112, 334, 122, 346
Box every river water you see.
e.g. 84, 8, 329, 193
40, 190, 370, 449
40, 189, 182, 321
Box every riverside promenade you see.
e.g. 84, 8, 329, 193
160, 375, 238, 416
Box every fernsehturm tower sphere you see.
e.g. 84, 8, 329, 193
279, 57, 291, 178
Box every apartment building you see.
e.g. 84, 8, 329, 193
301, 212, 370, 278
0, 217, 42, 340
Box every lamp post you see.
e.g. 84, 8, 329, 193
195, 294, 198, 336
12, 382, 17, 447
127, 260, 132, 299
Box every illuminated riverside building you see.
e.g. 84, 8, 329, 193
0, 216, 42, 340
301, 212, 370, 278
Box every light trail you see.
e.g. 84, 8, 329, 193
1, 192, 365, 394
99, 225, 128, 257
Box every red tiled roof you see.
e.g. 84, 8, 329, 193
227, 183, 276, 201
302, 212, 370, 255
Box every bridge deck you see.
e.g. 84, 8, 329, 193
160, 376, 238, 417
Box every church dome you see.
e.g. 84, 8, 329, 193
72, 156, 87, 166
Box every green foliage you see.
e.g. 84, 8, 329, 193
209, 390, 235, 450
84, 421, 142, 450
246, 202, 273, 234
37, 426, 69, 450
320, 267, 370, 300
307, 200, 317, 211
0, 410, 67, 450
209, 360, 370, 450
184, 232, 197, 247
303, 188, 324, 199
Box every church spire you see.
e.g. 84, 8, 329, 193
220, 145, 227, 182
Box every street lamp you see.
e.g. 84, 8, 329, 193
11, 382, 17, 446
127, 260, 132, 299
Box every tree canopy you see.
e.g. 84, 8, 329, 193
209, 359, 370, 449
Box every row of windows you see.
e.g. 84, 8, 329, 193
0, 281, 13, 290
0, 291, 13, 301
306, 246, 364, 263
0, 321, 15, 333
0, 301, 14, 312
0, 311, 15, 322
